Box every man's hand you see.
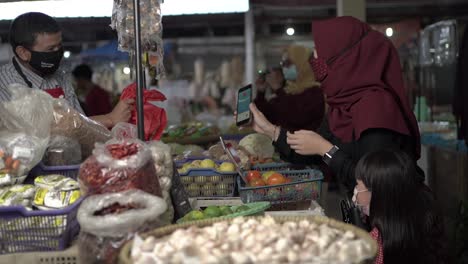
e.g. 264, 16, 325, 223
108, 99, 134, 126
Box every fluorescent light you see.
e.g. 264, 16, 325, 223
286, 27, 295, 36
0, 0, 249, 20
0, 0, 113, 20
385, 27, 393, 37
63, 50, 71, 58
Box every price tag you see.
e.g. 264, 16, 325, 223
12, 147, 33, 160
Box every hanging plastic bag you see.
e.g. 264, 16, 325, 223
78, 139, 162, 197
77, 189, 167, 264
111, 0, 165, 78
120, 83, 167, 141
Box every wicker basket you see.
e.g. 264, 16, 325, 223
118, 215, 377, 264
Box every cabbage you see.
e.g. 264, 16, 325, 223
239, 133, 274, 159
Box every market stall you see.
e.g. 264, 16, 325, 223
0, 2, 381, 264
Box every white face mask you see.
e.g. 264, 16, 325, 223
352, 187, 371, 216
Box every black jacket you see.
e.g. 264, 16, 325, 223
273, 119, 422, 193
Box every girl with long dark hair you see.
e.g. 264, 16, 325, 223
354, 150, 446, 264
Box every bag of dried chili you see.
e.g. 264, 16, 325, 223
78, 139, 162, 197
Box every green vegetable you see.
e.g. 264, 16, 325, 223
203, 206, 222, 218
219, 206, 234, 216
235, 205, 250, 213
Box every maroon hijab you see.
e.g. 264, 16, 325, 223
312, 16, 420, 157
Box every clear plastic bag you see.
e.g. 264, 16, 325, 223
43, 135, 82, 166
111, 0, 165, 78
77, 189, 167, 264
51, 99, 111, 159
0, 133, 48, 185
2, 84, 54, 139
78, 139, 162, 197
147, 140, 173, 180
111, 122, 138, 140
0, 85, 53, 183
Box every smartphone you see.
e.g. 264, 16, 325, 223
236, 84, 253, 126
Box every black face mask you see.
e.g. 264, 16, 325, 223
28, 47, 63, 76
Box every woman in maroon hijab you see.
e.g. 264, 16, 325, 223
250, 16, 423, 192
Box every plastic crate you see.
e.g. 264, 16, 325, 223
237, 169, 323, 204
179, 169, 237, 198
251, 162, 311, 172
0, 198, 83, 254
29, 162, 80, 180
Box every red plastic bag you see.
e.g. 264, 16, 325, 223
120, 83, 167, 140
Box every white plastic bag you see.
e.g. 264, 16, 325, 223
77, 189, 167, 264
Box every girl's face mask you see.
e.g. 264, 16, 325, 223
352, 186, 371, 216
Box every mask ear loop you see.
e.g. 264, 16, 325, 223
326, 30, 370, 66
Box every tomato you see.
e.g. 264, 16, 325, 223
246, 170, 262, 183
249, 178, 266, 187
267, 173, 287, 186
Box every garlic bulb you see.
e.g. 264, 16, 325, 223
132, 216, 375, 264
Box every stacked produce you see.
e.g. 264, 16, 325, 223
177, 159, 235, 174
239, 169, 323, 203
162, 122, 220, 142
177, 202, 270, 223
177, 159, 236, 197
131, 216, 375, 264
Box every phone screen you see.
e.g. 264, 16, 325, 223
236, 85, 252, 126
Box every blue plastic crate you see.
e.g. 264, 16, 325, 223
179, 169, 237, 198
29, 162, 80, 180
251, 162, 293, 172
0, 198, 83, 254
238, 169, 323, 204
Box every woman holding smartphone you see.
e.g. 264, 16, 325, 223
249, 16, 423, 194
254, 45, 325, 132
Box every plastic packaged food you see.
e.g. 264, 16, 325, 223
78, 139, 162, 197
33, 187, 81, 210
77, 189, 167, 264
34, 174, 80, 191
111, 0, 165, 78
0, 188, 23, 206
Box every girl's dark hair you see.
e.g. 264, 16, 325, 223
9, 12, 61, 56
355, 150, 446, 264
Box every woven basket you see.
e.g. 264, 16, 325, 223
118, 215, 377, 264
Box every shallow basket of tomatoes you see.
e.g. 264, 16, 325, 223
237, 169, 324, 204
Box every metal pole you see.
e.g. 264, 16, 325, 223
133, 0, 145, 140
244, 7, 255, 85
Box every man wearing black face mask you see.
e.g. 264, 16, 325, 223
0, 12, 133, 128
